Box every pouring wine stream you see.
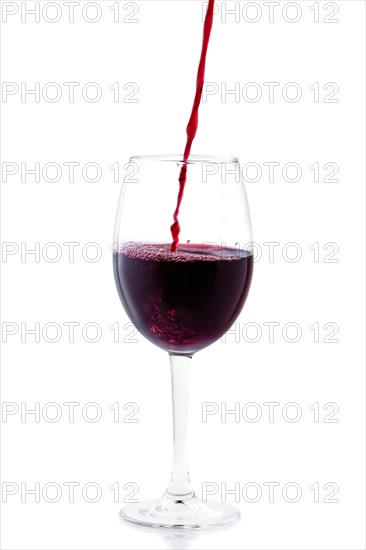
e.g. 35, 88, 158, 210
170, 0, 216, 252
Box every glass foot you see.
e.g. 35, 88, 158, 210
120, 493, 240, 529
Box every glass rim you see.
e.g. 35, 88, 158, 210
130, 154, 239, 164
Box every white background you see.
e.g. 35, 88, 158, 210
1, 1, 365, 549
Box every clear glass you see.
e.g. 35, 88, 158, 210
113, 155, 253, 529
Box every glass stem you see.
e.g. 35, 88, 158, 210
165, 354, 195, 500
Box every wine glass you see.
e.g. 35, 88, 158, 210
113, 155, 253, 529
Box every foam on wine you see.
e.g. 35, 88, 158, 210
119, 242, 249, 263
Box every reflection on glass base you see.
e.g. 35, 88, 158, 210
120, 494, 240, 529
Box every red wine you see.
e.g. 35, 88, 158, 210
114, 243, 253, 355
170, 0, 215, 252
